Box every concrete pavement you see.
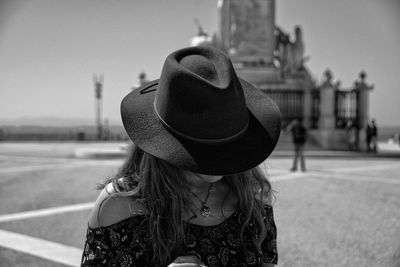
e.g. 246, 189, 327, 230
0, 141, 399, 266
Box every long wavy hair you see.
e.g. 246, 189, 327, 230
99, 144, 274, 266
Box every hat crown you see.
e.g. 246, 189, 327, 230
154, 47, 249, 142
179, 54, 218, 84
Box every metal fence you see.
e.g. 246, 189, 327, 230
335, 89, 359, 129
265, 89, 304, 128
263, 88, 359, 130
310, 89, 320, 129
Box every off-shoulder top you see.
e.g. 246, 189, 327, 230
81, 205, 277, 267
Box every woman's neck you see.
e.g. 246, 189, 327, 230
183, 172, 220, 192
183, 177, 238, 226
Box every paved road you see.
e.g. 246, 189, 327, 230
0, 142, 399, 266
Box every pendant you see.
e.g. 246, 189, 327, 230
200, 206, 211, 217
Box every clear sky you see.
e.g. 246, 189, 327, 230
1, 0, 399, 126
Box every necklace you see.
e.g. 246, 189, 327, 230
190, 183, 213, 217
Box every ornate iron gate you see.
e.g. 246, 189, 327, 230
335, 89, 359, 128
265, 89, 304, 128
310, 89, 320, 129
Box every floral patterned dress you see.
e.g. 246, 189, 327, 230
81, 205, 277, 267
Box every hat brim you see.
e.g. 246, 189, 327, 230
121, 78, 281, 175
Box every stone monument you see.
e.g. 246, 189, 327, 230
276, 26, 307, 75
189, 0, 374, 150
218, 0, 280, 84
219, 0, 275, 63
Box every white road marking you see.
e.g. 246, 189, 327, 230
0, 160, 121, 174
270, 172, 308, 181
270, 169, 400, 184
267, 163, 400, 184
0, 202, 94, 223
323, 163, 400, 173
0, 154, 73, 162
309, 172, 400, 185
0, 164, 79, 173
0, 229, 81, 267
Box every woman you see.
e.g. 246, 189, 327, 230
81, 46, 281, 267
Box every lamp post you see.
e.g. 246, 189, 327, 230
93, 74, 103, 140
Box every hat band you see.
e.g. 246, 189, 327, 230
153, 102, 249, 144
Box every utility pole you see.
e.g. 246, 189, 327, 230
93, 74, 104, 140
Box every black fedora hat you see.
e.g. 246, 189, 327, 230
121, 46, 281, 175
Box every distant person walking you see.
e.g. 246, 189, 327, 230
346, 121, 358, 151
289, 119, 307, 172
366, 119, 378, 153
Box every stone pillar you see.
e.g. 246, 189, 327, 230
319, 69, 335, 130
354, 70, 374, 151
217, 0, 230, 53
262, 0, 276, 64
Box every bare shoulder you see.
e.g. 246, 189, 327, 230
88, 183, 147, 228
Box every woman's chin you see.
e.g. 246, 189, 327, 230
197, 174, 223, 183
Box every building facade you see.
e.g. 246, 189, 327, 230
202, 0, 374, 150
